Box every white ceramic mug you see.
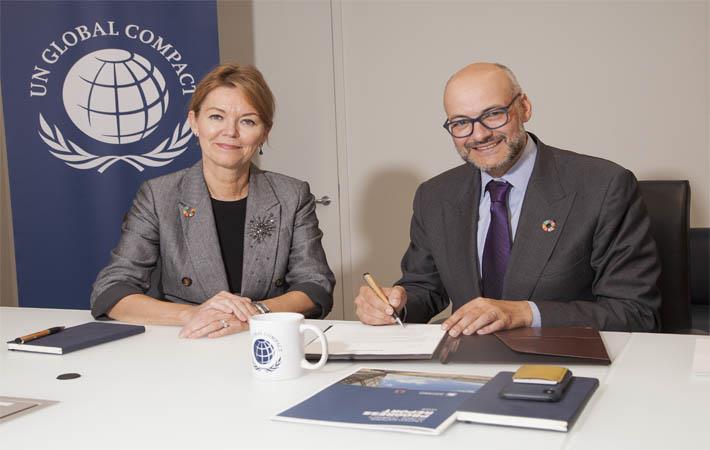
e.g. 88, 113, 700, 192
249, 312, 328, 381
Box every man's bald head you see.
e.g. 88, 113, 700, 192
445, 62, 521, 105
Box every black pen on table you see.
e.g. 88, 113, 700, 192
362, 272, 405, 328
10, 326, 65, 344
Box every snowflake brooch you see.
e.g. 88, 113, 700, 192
248, 213, 276, 243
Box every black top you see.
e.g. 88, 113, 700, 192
211, 197, 247, 293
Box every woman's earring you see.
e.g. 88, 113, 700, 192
258, 144, 264, 156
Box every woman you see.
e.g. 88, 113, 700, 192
90, 63, 335, 338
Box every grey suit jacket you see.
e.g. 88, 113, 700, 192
397, 134, 661, 331
90, 161, 335, 319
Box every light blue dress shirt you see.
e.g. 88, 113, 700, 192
477, 135, 542, 327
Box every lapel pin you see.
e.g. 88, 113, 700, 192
181, 206, 196, 218
541, 219, 557, 233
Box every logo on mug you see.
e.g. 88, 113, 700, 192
252, 334, 282, 373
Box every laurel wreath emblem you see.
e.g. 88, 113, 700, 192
38, 113, 192, 173
262, 356, 282, 372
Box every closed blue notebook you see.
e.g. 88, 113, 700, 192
457, 371, 599, 432
7, 322, 145, 354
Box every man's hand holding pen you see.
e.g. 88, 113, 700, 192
354, 283, 407, 326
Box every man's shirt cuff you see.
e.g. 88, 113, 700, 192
528, 301, 542, 327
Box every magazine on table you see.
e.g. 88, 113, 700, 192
274, 367, 489, 435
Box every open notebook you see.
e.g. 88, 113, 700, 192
305, 322, 447, 360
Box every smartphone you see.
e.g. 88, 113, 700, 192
499, 371, 572, 402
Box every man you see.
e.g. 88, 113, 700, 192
355, 62, 660, 335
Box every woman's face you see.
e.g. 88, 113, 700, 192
188, 85, 266, 173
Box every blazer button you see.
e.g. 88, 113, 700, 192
275, 278, 285, 287
181, 277, 192, 287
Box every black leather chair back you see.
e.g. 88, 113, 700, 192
690, 228, 709, 306
638, 180, 691, 333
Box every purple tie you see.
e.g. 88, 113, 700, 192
482, 180, 512, 299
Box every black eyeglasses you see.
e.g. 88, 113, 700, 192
442, 93, 522, 138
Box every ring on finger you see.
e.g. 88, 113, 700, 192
220, 319, 229, 329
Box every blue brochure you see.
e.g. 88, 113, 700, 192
274, 368, 489, 435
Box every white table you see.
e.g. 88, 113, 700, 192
566, 332, 710, 450
0, 307, 707, 450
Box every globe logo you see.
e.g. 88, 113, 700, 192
62, 49, 169, 145
253, 338, 276, 365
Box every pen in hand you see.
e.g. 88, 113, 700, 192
11, 326, 65, 344
362, 273, 405, 328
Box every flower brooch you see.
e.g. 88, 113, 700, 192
248, 213, 276, 243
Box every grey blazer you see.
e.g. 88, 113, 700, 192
397, 134, 661, 331
90, 161, 335, 319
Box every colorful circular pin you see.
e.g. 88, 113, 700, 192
542, 219, 557, 233
182, 207, 196, 218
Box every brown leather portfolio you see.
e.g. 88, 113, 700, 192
436, 327, 611, 365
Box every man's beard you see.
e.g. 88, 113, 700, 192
459, 126, 527, 173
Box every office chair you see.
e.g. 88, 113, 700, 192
690, 228, 709, 332
638, 180, 691, 333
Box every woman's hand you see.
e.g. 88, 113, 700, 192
178, 291, 258, 339
199, 291, 259, 322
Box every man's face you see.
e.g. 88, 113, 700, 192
444, 70, 531, 177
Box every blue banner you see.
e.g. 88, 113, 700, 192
1, 1, 220, 309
